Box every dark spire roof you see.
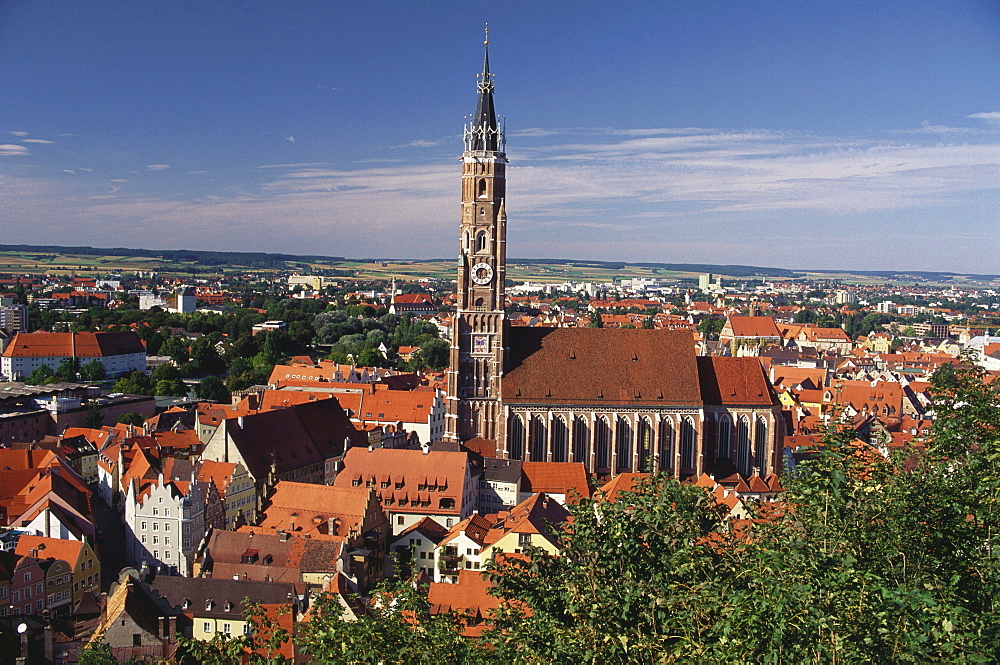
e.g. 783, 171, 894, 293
466, 43, 503, 153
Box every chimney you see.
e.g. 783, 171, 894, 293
168, 616, 177, 640
99, 592, 108, 626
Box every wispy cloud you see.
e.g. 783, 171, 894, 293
0, 122, 997, 272
8, 131, 28, 137
968, 111, 1000, 122
394, 139, 443, 148
0, 144, 30, 156
284, 136, 295, 143
146, 164, 171, 171
21, 138, 54, 144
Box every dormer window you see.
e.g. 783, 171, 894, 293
224, 601, 232, 612
182, 598, 190, 610
205, 599, 214, 610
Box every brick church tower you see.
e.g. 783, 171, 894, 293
444, 39, 508, 443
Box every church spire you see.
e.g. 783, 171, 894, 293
466, 29, 503, 153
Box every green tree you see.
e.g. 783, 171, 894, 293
417, 338, 450, 371
117, 411, 145, 427
114, 370, 153, 395
196, 376, 231, 403
24, 363, 55, 385
79, 359, 108, 382
589, 310, 604, 328
85, 402, 104, 429
155, 379, 188, 397
55, 357, 80, 381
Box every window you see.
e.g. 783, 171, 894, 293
203, 621, 211, 634
23, 573, 30, 583
12, 591, 18, 602
243, 623, 251, 635
141, 521, 147, 531
141, 535, 147, 544
34, 583, 41, 595
23, 587, 30, 599
165, 551, 171, 560
518, 533, 531, 546
397, 516, 404, 526
133, 634, 141, 647
152, 507, 158, 516
223, 623, 232, 634
153, 536, 159, 545
164, 524, 170, 532
153, 523, 159, 531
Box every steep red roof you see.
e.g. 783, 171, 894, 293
725, 316, 781, 339
520, 462, 591, 501
504, 328, 702, 406
697, 357, 778, 406
1, 331, 144, 358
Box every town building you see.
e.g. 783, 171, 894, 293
0, 331, 146, 381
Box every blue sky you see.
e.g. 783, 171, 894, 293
1, 2, 998, 273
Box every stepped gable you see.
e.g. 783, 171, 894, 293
697, 356, 778, 406
503, 328, 702, 406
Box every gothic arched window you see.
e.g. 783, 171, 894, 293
718, 416, 732, 465
508, 415, 525, 460
756, 417, 768, 473
530, 416, 547, 461
476, 230, 488, 254
572, 416, 589, 468
477, 178, 488, 199
551, 416, 568, 463
737, 416, 751, 476
680, 417, 696, 470
595, 417, 611, 470
637, 417, 653, 472
615, 417, 633, 472
658, 419, 674, 472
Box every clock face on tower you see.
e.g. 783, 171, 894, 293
471, 262, 494, 285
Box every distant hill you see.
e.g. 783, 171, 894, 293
0, 244, 995, 282
0, 244, 345, 269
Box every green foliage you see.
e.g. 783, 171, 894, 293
114, 370, 153, 396
24, 363, 55, 385
84, 401, 104, 429
155, 378, 188, 397
196, 375, 231, 403
589, 310, 603, 328
79, 359, 108, 382
55, 357, 80, 381
417, 338, 450, 371
696, 315, 725, 339
295, 578, 473, 663
117, 411, 145, 426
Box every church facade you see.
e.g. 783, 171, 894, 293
445, 45, 783, 479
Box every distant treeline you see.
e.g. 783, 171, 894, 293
817, 269, 1000, 282
513, 258, 798, 278
0, 244, 345, 269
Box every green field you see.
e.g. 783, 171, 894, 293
1, 248, 997, 289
